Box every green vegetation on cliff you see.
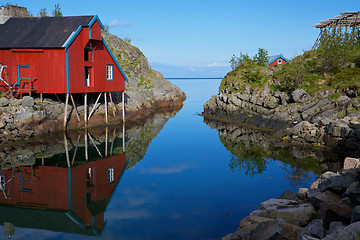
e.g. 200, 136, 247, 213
222, 30, 360, 97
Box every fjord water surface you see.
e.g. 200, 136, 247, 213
103, 78, 320, 240
0, 79, 324, 240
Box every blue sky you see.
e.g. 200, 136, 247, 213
4, 0, 360, 77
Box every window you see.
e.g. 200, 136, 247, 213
106, 65, 113, 81
108, 167, 114, 183
0, 175, 4, 190
84, 48, 93, 61
277, 59, 283, 64
85, 67, 93, 87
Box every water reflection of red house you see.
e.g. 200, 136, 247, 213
0, 153, 126, 236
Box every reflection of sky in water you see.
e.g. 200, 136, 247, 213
102, 79, 317, 240
1, 79, 319, 240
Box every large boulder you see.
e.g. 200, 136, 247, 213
250, 219, 302, 240
322, 222, 360, 240
255, 199, 317, 227
299, 219, 324, 239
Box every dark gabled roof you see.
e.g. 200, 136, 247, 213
0, 16, 95, 49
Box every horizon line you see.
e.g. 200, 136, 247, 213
165, 77, 223, 79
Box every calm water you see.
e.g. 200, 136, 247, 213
0, 79, 329, 240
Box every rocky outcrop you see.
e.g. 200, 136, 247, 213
103, 33, 186, 120
204, 84, 360, 151
222, 159, 360, 240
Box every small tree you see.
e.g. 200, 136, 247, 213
52, 4, 63, 17
102, 24, 110, 34
123, 36, 132, 44
37, 7, 48, 17
253, 48, 269, 66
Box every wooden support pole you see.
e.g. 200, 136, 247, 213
84, 93, 88, 128
88, 93, 102, 121
64, 133, 70, 168
70, 94, 80, 122
123, 122, 125, 152
71, 134, 81, 166
105, 92, 108, 124
105, 127, 108, 157
109, 92, 117, 117
40, 93, 43, 102
122, 91, 125, 123
110, 128, 116, 155
85, 129, 88, 160
88, 133, 103, 157
64, 93, 69, 130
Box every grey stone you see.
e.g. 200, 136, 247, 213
298, 235, 320, 240
300, 219, 324, 239
350, 121, 360, 129
351, 205, 360, 223
278, 190, 298, 201
297, 188, 309, 200
250, 219, 302, 240
344, 157, 360, 170
318, 175, 354, 193
327, 221, 345, 235
346, 188, 360, 205
0, 98, 9, 107
21, 96, 34, 107
257, 198, 316, 226
310, 172, 340, 189
292, 89, 310, 103
322, 222, 360, 240
308, 190, 342, 210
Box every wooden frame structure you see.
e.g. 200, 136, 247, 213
313, 11, 360, 49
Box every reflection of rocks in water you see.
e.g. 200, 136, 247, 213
204, 118, 343, 187
0, 108, 180, 170
125, 111, 178, 169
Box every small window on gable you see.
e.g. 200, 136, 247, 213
106, 65, 113, 81
277, 59, 283, 64
84, 48, 92, 61
108, 167, 114, 183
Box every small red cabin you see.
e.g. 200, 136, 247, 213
0, 16, 127, 98
266, 54, 289, 66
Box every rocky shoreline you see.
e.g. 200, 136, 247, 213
223, 157, 360, 240
0, 93, 184, 145
203, 86, 360, 155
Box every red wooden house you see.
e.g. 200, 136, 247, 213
266, 54, 289, 66
0, 15, 127, 98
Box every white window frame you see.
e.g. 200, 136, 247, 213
277, 59, 283, 64
108, 167, 114, 183
106, 65, 113, 81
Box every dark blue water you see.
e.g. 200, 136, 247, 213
0, 79, 320, 240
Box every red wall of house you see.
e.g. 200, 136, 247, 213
268, 58, 288, 66
0, 166, 69, 209
67, 23, 126, 93
90, 21, 102, 41
0, 49, 67, 93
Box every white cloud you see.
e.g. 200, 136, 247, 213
109, 20, 130, 28
206, 62, 229, 67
